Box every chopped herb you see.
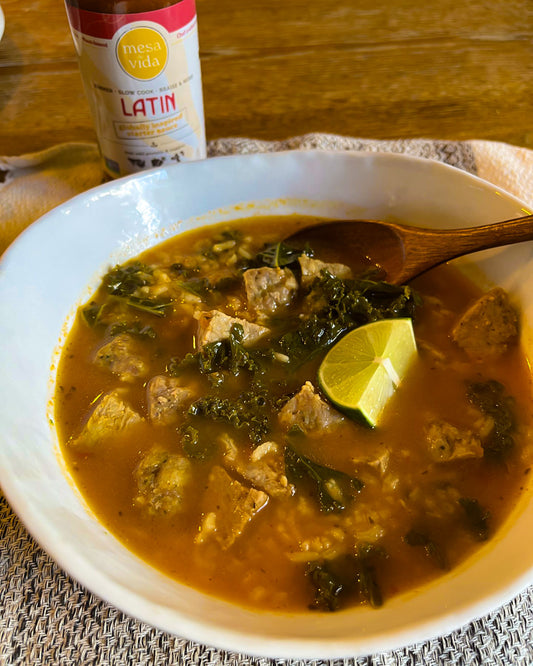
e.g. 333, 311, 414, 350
459, 497, 490, 541
467, 380, 516, 461
285, 445, 363, 513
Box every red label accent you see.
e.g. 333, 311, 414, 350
66, 0, 196, 39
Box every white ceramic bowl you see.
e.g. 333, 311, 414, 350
0, 151, 532, 659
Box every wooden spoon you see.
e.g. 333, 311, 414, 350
285, 213, 533, 284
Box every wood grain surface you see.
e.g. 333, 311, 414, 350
0, 0, 531, 155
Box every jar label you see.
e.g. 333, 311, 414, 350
66, 0, 206, 177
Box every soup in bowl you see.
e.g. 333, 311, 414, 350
0, 151, 532, 658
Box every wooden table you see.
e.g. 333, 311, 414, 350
0, 0, 531, 156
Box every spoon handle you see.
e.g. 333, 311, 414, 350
438, 213, 533, 256
405, 213, 533, 267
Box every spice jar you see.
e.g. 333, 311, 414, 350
65, 0, 206, 178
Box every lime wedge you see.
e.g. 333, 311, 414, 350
318, 318, 417, 427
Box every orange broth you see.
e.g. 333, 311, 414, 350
55, 216, 533, 612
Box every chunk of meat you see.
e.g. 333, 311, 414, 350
146, 375, 194, 426
278, 381, 344, 435
195, 310, 269, 349
195, 466, 269, 549
134, 448, 192, 515
221, 436, 294, 498
94, 333, 148, 382
426, 420, 484, 462
243, 267, 298, 320
451, 287, 519, 359
298, 254, 353, 288
69, 390, 142, 449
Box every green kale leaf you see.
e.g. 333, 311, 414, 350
306, 546, 386, 611
404, 528, 448, 570
170, 262, 200, 278
256, 242, 309, 269
354, 543, 387, 608
466, 379, 516, 461
305, 561, 345, 611
122, 295, 171, 318
168, 324, 272, 380
285, 445, 364, 513
278, 272, 419, 366
105, 261, 153, 297
109, 320, 157, 339
179, 424, 214, 460
81, 301, 106, 327
103, 261, 171, 317
459, 497, 490, 541
176, 277, 212, 298
188, 389, 271, 444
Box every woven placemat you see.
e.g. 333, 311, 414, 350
1, 134, 533, 665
